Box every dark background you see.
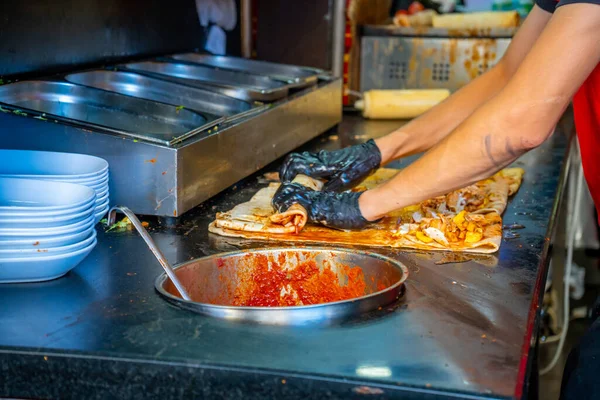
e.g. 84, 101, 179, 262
0, 0, 241, 79
254, 0, 333, 70
0, 0, 334, 80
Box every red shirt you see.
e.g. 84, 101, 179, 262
536, 0, 600, 221
573, 63, 600, 222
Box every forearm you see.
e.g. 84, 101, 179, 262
374, 5, 554, 164
375, 62, 511, 164
360, 91, 560, 220
359, 3, 600, 221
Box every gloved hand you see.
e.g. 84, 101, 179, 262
272, 183, 371, 230
279, 139, 382, 191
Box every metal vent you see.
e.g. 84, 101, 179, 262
432, 62, 450, 82
387, 61, 407, 81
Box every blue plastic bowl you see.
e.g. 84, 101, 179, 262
65, 174, 109, 186
96, 191, 109, 205
0, 220, 95, 249
0, 214, 95, 237
10, 170, 109, 184
0, 150, 108, 179
0, 204, 94, 228
0, 177, 96, 212
95, 196, 110, 210
0, 238, 97, 283
0, 196, 95, 217
94, 205, 109, 223
0, 229, 96, 258
39, 171, 109, 184
91, 183, 109, 194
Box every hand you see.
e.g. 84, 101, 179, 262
272, 183, 372, 230
279, 139, 382, 191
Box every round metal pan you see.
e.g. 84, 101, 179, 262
154, 247, 408, 326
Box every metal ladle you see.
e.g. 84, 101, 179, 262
106, 206, 191, 301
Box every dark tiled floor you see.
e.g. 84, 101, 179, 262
538, 250, 600, 400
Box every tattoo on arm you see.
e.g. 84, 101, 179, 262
505, 137, 519, 157
484, 134, 503, 167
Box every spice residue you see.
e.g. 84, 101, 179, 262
231, 254, 366, 307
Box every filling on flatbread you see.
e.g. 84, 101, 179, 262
210, 167, 524, 254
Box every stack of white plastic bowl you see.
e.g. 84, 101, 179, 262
0, 177, 98, 283
0, 150, 109, 222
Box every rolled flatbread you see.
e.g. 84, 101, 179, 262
214, 174, 322, 234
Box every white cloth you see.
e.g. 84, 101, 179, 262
205, 25, 227, 55
195, 0, 237, 31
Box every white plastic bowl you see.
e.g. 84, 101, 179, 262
0, 149, 108, 179
0, 229, 97, 258
0, 238, 97, 283
0, 219, 95, 249
0, 177, 96, 212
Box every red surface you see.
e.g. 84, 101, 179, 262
573, 62, 600, 224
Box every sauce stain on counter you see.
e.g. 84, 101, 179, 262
463, 39, 500, 80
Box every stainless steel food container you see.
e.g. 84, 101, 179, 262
122, 61, 289, 102
170, 53, 322, 89
65, 70, 259, 121
360, 25, 514, 93
0, 80, 211, 146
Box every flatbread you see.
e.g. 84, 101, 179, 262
499, 168, 525, 196
210, 168, 524, 254
214, 175, 322, 234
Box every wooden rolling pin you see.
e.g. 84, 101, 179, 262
355, 89, 450, 119
432, 11, 519, 29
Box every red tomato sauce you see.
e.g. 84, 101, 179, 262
231, 254, 366, 307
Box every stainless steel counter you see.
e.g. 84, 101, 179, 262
0, 112, 573, 400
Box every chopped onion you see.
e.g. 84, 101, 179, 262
399, 223, 411, 235
412, 211, 423, 223
455, 193, 467, 212
424, 227, 449, 245
438, 201, 448, 213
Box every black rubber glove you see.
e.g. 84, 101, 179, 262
279, 139, 382, 191
272, 183, 371, 230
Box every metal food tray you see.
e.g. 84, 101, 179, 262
0, 81, 211, 146
0, 71, 342, 217
121, 61, 289, 102
170, 53, 321, 89
65, 70, 258, 121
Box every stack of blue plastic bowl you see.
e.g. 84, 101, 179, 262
0, 150, 109, 223
0, 150, 109, 283
0, 178, 98, 282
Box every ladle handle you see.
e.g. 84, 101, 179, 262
106, 206, 191, 301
